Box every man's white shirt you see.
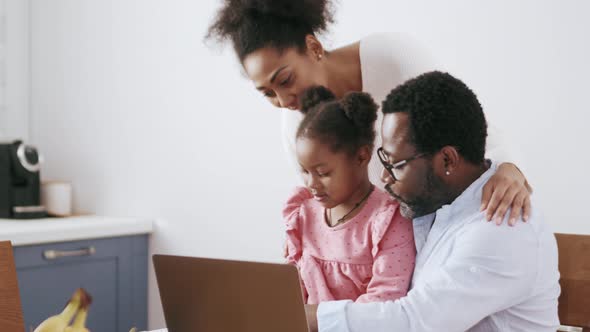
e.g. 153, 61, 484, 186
317, 162, 560, 332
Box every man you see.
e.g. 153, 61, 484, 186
306, 71, 560, 331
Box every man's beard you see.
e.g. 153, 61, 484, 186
385, 166, 451, 219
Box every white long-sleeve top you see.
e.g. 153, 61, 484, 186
281, 33, 524, 184
317, 162, 560, 332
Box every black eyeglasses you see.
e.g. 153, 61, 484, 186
377, 147, 428, 182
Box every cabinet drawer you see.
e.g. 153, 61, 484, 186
14, 235, 148, 332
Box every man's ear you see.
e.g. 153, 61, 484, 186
436, 146, 460, 177
305, 34, 324, 60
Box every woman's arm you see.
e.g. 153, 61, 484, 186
281, 110, 305, 185
482, 123, 532, 225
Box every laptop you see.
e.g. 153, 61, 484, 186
153, 254, 310, 332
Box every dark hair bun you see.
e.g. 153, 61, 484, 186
300, 86, 336, 114
242, 0, 333, 32
341, 92, 378, 129
206, 0, 334, 59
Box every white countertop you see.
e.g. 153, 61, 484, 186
0, 215, 154, 246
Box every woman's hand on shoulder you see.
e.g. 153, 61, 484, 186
481, 163, 532, 226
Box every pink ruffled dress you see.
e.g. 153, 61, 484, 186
283, 186, 416, 304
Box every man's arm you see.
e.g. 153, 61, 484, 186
317, 221, 538, 332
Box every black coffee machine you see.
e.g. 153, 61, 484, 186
0, 140, 47, 218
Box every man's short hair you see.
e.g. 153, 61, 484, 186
382, 71, 488, 164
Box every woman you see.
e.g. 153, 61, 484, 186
206, 0, 531, 225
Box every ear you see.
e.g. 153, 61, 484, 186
305, 34, 324, 61
355, 145, 372, 166
434, 146, 460, 177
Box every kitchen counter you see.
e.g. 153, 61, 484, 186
0, 215, 153, 246
6, 215, 153, 330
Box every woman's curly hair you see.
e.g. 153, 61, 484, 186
206, 0, 335, 60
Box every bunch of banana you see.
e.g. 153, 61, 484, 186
33, 288, 93, 332
64, 290, 92, 332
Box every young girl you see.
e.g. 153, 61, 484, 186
283, 86, 415, 304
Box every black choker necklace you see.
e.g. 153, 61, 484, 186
327, 185, 374, 227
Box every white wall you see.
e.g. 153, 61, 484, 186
333, 0, 590, 236
28, 0, 590, 329
0, 0, 29, 140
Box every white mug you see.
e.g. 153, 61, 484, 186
41, 181, 73, 217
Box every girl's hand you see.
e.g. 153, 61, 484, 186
305, 304, 319, 332
481, 163, 532, 226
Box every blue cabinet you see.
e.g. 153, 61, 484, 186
13, 235, 148, 332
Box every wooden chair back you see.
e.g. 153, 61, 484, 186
0, 241, 25, 332
556, 233, 590, 331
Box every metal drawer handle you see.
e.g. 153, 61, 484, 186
43, 246, 96, 260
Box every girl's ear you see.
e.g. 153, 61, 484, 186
356, 146, 372, 166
